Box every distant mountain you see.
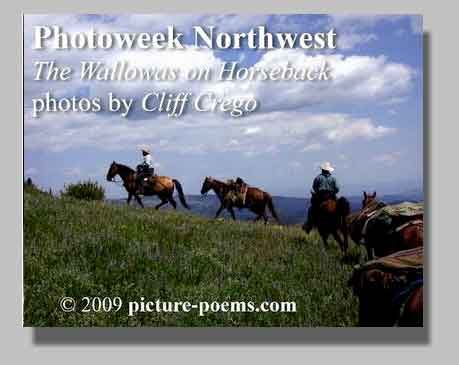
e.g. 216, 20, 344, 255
108, 191, 423, 225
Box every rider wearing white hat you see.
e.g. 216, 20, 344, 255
304, 162, 340, 233
136, 147, 154, 194
320, 161, 335, 173
314, 162, 338, 193
141, 148, 152, 168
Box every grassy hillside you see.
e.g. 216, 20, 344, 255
24, 188, 363, 327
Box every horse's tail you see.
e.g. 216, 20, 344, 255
173, 179, 190, 209
266, 193, 280, 223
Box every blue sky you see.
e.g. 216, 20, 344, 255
24, 14, 423, 198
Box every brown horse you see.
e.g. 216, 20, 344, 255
106, 161, 189, 210
350, 268, 423, 326
349, 192, 423, 260
302, 194, 351, 255
200, 176, 279, 223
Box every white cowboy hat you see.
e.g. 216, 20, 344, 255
141, 148, 150, 154
320, 161, 335, 172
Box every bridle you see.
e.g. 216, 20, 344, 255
107, 166, 125, 186
108, 177, 124, 186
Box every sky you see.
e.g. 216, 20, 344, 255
23, 14, 423, 198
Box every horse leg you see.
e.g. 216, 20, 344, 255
127, 192, 132, 205
215, 204, 224, 218
341, 218, 349, 254
319, 229, 329, 249
155, 199, 168, 210
134, 194, 144, 208
168, 196, 177, 209
332, 230, 346, 255
262, 212, 268, 225
228, 206, 236, 220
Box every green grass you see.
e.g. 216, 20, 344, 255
24, 189, 364, 327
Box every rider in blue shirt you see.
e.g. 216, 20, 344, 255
304, 162, 339, 233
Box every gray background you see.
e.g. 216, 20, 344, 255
2, 0, 455, 362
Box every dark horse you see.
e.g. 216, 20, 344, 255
302, 193, 351, 255
106, 161, 189, 210
348, 191, 423, 260
351, 269, 423, 326
200, 176, 279, 223
349, 261, 423, 327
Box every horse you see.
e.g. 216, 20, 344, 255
200, 176, 279, 224
302, 193, 351, 255
349, 191, 423, 260
350, 266, 423, 327
106, 161, 189, 210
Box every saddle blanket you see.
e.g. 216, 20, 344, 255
357, 246, 423, 272
349, 247, 423, 298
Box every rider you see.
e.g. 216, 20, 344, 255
304, 162, 340, 232
136, 148, 155, 194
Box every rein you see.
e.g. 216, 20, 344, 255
108, 163, 136, 187
109, 178, 124, 186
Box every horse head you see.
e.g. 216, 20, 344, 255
362, 191, 377, 209
106, 161, 118, 181
201, 176, 213, 195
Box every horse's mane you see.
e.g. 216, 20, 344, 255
114, 162, 135, 173
351, 198, 386, 228
209, 177, 227, 185
363, 198, 386, 214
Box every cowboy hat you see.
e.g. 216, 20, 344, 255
141, 148, 151, 154
320, 161, 335, 172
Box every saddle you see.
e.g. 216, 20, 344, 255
226, 177, 249, 206
136, 164, 154, 176
361, 202, 424, 239
135, 165, 156, 193
311, 190, 336, 206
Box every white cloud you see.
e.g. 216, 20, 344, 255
24, 22, 415, 116
326, 15, 421, 49
373, 151, 402, 165
25, 167, 38, 176
23, 16, 407, 157
302, 143, 322, 152
243, 126, 261, 135
63, 167, 81, 177
245, 50, 414, 113
337, 33, 378, 50
288, 161, 302, 172
25, 108, 395, 156
325, 118, 395, 142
